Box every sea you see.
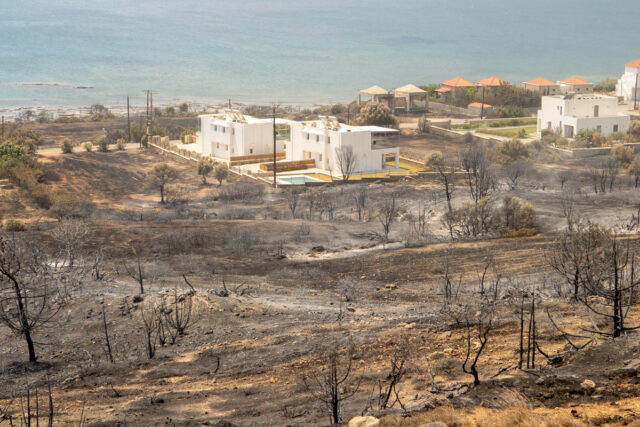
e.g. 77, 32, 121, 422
1, 0, 639, 114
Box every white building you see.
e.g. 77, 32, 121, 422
286, 117, 399, 175
197, 112, 284, 160
616, 59, 640, 102
537, 94, 630, 138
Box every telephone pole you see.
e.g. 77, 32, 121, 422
145, 90, 151, 147
126, 96, 131, 143
1, 116, 4, 141
272, 104, 277, 188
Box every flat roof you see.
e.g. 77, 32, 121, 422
359, 125, 400, 133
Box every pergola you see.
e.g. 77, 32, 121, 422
357, 85, 394, 109
392, 84, 428, 112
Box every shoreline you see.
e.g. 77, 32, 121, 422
0, 97, 353, 120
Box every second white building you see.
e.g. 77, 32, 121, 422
537, 94, 630, 138
286, 117, 399, 175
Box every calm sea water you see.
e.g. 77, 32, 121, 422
1, 0, 639, 112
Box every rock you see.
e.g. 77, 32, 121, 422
446, 392, 454, 399
348, 416, 379, 427
535, 377, 545, 385
311, 245, 325, 253
132, 295, 144, 303
418, 423, 447, 427
347, 306, 355, 312
581, 379, 596, 392
384, 283, 397, 290
442, 331, 452, 338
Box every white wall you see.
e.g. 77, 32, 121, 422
617, 68, 640, 101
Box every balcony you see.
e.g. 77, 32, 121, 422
371, 137, 398, 150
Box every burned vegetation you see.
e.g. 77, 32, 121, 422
3, 125, 640, 426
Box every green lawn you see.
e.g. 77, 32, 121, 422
452, 118, 537, 130
476, 125, 537, 138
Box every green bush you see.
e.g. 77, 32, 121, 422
61, 139, 73, 153
494, 105, 528, 118
3, 219, 26, 232
83, 142, 93, 152
498, 139, 529, 162
116, 138, 126, 150
593, 78, 617, 93
0, 141, 26, 163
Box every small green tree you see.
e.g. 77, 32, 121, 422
116, 138, 126, 150
83, 142, 93, 152
147, 163, 179, 203
197, 157, 215, 184
214, 163, 229, 186
356, 103, 398, 128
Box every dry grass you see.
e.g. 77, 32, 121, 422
380, 406, 588, 427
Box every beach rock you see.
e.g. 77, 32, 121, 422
348, 416, 379, 427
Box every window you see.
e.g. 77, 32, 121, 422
594, 105, 599, 118
216, 143, 219, 149
614, 124, 619, 132
319, 154, 322, 161
222, 127, 226, 133
316, 135, 319, 142
327, 137, 331, 144
232, 128, 235, 135
283, 143, 286, 149
306, 133, 309, 140
214, 125, 217, 131
249, 148, 253, 154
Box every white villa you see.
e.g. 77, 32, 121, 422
537, 94, 630, 138
286, 117, 399, 175
616, 59, 640, 102
197, 112, 285, 160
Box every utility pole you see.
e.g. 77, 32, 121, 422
272, 104, 277, 188
480, 85, 486, 120
228, 99, 232, 110
145, 90, 151, 147
126, 96, 131, 143
1, 116, 4, 141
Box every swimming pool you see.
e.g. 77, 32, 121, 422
278, 175, 324, 185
